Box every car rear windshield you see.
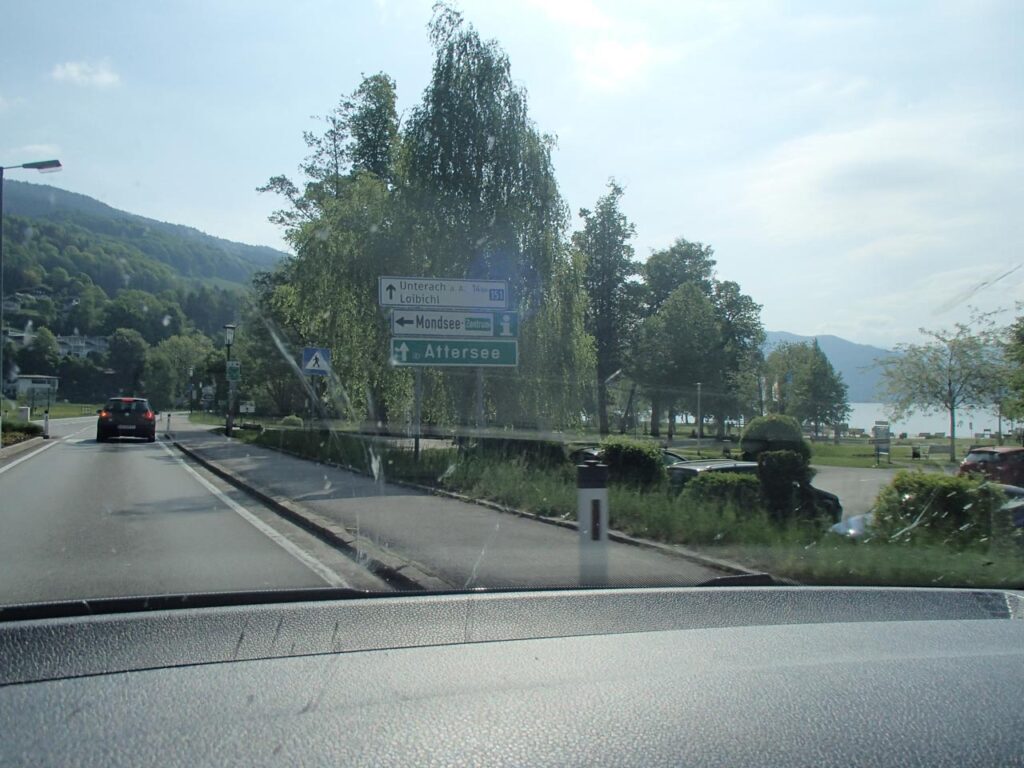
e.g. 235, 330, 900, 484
965, 451, 1002, 463
106, 400, 149, 414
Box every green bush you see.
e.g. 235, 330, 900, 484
600, 436, 666, 488
681, 472, 763, 515
757, 450, 811, 521
872, 471, 1007, 550
1, 419, 43, 436
741, 414, 810, 462
279, 414, 303, 428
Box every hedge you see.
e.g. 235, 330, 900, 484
872, 471, 1009, 551
600, 436, 666, 488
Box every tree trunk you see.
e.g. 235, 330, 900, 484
667, 404, 676, 441
619, 384, 637, 434
597, 375, 609, 436
650, 394, 661, 437
949, 402, 957, 463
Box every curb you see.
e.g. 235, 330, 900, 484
195, 433, 761, 579
0, 436, 46, 460
170, 437, 452, 592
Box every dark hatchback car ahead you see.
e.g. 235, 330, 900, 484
96, 397, 157, 443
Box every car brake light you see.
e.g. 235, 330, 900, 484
144, 411, 154, 421
121, 398, 134, 402
100, 410, 110, 418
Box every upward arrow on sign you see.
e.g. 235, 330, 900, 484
386, 284, 396, 300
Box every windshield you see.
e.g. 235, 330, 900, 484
1, 1, 1022, 609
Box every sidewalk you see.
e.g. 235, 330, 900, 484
168, 419, 735, 590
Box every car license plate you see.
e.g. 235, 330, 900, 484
118, 425, 135, 432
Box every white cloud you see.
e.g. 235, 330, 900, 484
572, 38, 677, 92
51, 59, 120, 88
523, 0, 613, 31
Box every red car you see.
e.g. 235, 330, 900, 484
957, 446, 1024, 486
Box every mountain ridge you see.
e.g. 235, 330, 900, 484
3, 180, 285, 284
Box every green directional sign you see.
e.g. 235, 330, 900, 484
390, 338, 518, 367
226, 360, 241, 382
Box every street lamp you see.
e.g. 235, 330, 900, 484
1, 159, 62, 436
696, 382, 702, 456
223, 323, 236, 437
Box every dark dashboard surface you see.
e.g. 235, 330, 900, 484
2, 587, 1022, 766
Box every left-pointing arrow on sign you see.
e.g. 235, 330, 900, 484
395, 316, 414, 327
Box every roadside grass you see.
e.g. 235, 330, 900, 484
702, 539, 1024, 588
1, 419, 44, 448
2, 401, 100, 420
225, 426, 1023, 588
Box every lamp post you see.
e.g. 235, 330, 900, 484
696, 382, 702, 456
0, 159, 61, 436
223, 323, 236, 437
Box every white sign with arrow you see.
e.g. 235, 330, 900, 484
378, 276, 508, 310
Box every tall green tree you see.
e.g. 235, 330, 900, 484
770, 342, 851, 438
878, 315, 1003, 460
144, 332, 215, 409
16, 327, 60, 376
574, 181, 637, 434
107, 328, 150, 393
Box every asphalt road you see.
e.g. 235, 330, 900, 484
0, 418, 388, 607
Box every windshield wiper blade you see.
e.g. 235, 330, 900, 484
692, 573, 781, 587
0, 587, 381, 622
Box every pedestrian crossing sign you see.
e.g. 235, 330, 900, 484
302, 347, 331, 376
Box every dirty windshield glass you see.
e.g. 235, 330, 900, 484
1, 1, 1022, 608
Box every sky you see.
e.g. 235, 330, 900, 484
3, 0, 1022, 347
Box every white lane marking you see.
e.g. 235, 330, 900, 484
0, 440, 59, 475
157, 441, 348, 588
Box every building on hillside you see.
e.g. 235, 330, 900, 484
56, 335, 109, 359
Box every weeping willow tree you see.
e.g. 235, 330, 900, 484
261, 4, 594, 431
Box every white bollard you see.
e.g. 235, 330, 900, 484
577, 459, 609, 586
43, 411, 51, 440
166, 412, 172, 435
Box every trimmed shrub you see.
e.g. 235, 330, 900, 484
681, 472, 763, 515
279, 414, 303, 428
740, 414, 811, 462
600, 436, 666, 488
757, 449, 811, 521
872, 471, 1007, 550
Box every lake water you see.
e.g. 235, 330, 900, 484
847, 403, 1017, 438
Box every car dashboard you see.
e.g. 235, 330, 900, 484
1, 586, 1022, 766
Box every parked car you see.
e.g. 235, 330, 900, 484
957, 446, 1024, 486
96, 397, 158, 443
567, 445, 690, 467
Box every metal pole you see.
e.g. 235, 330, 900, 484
225, 342, 233, 437
475, 367, 484, 434
414, 368, 422, 461
696, 382, 702, 456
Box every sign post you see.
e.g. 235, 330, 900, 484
381, 276, 517, 450
872, 421, 892, 465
